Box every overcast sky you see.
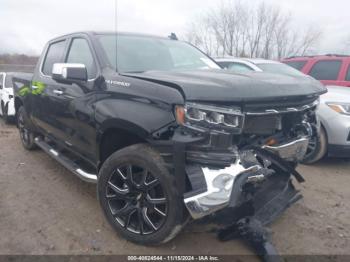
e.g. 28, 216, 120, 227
0, 0, 349, 56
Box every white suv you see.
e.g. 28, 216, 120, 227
0, 72, 16, 123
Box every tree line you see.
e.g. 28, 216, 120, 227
0, 54, 38, 65
185, 1, 322, 59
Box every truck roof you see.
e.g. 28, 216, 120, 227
48, 31, 171, 43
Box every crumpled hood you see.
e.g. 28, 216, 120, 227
123, 69, 327, 102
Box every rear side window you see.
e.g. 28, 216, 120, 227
66, 38, 97, 79
284, 61, 307, 71
309, 60, 342, 80
42, 40, 66, 75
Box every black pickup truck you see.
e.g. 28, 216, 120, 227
12, 32, 326, 246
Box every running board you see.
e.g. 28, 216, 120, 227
34, 137, 97, 183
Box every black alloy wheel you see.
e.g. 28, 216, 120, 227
98, 144, 187, 245
18, 111, 29, 144
106, 164, 168, 235
17, 106, 37, 150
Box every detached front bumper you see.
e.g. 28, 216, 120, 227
183, 138, 308, 220
184, 157, 260, 219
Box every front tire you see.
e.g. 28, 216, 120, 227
98, 144, 187, 245
302, 126, 327, 164
17, 106, 37, 150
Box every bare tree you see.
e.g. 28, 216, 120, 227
185, 16, 218, 56
184, 0, 322, 59
296, 27, 323, 56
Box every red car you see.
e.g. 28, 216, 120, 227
282, 55, 350, 87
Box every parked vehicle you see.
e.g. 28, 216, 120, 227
282, 55, 350, 87
215, 57, 306, 77
0, 72, 16, 123
315, 86, 350, 160
13, 32, 326, 245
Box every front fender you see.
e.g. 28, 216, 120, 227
95, 94, 177, 142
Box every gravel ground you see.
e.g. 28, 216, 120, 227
0, 119, 349, 257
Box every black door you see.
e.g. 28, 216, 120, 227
49, 37, 98, 164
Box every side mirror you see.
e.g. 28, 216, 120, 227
52, 63, 88, 82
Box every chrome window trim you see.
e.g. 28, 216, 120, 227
39, 38, 98, 82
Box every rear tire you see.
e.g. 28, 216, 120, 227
17, 106, 37, 150
97, 144, 187, 245
302, 126, 327, 164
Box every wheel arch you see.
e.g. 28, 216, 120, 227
97, 119, 151, 169
318, 118, 329, 145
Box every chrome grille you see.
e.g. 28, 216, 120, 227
244, 98, 319, 116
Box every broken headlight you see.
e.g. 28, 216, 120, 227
175, 103, 244, 133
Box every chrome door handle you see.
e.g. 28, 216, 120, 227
53, 90, 63, 95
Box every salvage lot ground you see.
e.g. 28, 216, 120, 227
0, 119, 349, 256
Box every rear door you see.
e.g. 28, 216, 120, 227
31, 39, 68, 137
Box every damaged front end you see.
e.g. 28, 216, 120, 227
161, 97, 320, 226
184, 147, 304, 222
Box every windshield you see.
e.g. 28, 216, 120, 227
257, 63, 306, 77
97, 34, 220, 73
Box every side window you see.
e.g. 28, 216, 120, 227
309, 60, 342, 80
284, 61, 307, 71
345, 65, 350, 81
66, 38, 97, 79
0, 74, 3, 89
228, 62, 254, 72
42, 40, 66, 76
